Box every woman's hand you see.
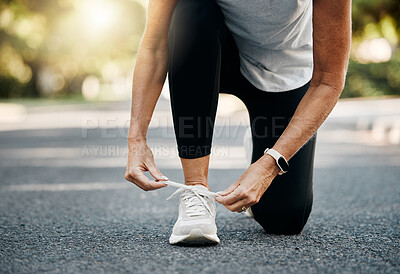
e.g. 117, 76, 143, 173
125, 140, 168, 191
215, 155, 280, 212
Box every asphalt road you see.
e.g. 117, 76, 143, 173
0, 99, 399, 273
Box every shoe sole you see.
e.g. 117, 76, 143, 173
244, 207, 254, 218
169, 228, 220, 245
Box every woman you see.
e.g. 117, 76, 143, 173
125, 0, 351, 244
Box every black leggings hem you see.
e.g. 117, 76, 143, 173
178, 146, 212, 159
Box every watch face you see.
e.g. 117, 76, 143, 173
277, 157, 289, 172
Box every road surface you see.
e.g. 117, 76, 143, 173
0, 98, 399, 273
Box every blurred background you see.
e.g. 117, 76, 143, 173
0, 0, 399, 100
0, 1, 399, 271
0, 0, 147, 101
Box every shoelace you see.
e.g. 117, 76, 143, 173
165, 180, 221, 217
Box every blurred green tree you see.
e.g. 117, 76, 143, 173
342, 0, 400, 97
0, 0, 146, 98
0, 0, 399, 99
352, 0, 399, 38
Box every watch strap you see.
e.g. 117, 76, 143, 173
264, 148, 288, 175
264, 148, 282, 161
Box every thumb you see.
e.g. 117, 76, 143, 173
146, 162, 168, 181
217, 181, 239, 196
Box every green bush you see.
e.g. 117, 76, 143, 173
0, 0, 399, 99
342, 49, 400, 98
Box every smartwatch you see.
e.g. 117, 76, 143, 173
264, 148, 289, 175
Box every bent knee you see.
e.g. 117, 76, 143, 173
171, 0, 223, 40
254, 204, 311, 235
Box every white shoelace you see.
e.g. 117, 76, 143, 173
165, 180, 221, 217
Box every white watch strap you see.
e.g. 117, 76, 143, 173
264, 148, 282, 161
264, 148, 288, 175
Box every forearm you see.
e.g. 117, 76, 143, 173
129, 40, 168, 144
264, 0, 352, 161
272, 83, 340, 161
128, 0, 178, 146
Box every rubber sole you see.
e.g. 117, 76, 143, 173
169, 228, 220, 245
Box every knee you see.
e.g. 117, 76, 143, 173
254, 203, 311, 235
171, 0, 223, 42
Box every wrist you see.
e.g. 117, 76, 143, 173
258, 154, 281, 177
128, 124, 147, 143
271, 144, 291, 162
128, 135, 147, 148
264, 147, 290, 175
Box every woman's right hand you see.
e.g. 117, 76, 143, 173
125, 140, 168, 191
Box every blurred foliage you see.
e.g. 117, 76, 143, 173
343, 0, 400, 98
0, 0, 399, 99
343, 49, 400, 97
352, 0, 399, 39
0, 0, 146, 99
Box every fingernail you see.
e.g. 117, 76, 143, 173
216, 191, 225, 195
161, 175, 169, 180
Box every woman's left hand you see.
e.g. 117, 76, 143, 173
215, 155, 281, 212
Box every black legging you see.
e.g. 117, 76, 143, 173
167, 0, 317, 235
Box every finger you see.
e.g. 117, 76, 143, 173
215, 187, 244, 205
127, 169, 167, 190
142, 180, 168, 191
146, 162, 168, 181
226, 199, 252, 213
217, 182, 239, 196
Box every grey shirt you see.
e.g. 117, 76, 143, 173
215, 0, 313, 92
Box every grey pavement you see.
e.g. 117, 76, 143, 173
0, 97, 399, 273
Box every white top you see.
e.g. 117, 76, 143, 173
216, 0, 313, 92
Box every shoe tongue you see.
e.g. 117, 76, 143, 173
182, 185, 213, 217
182, 185, 210, 198
192, 185, 212, 196
192, 185, 208, 191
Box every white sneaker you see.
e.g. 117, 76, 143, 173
167, 184, 220, 245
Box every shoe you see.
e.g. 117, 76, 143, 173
244, 206, 254, 218
167, 184, 220, 245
